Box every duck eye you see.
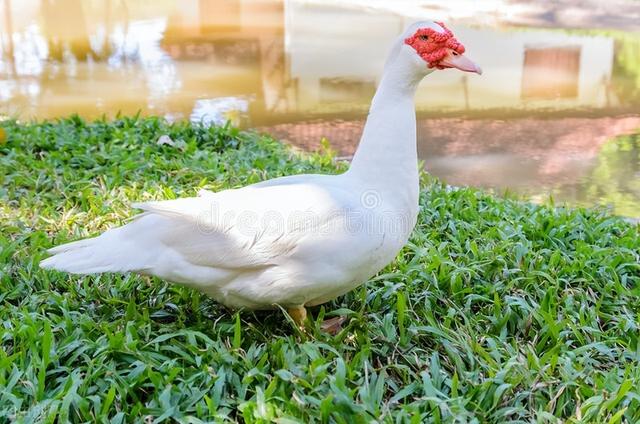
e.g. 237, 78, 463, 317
419, 35, 429, 41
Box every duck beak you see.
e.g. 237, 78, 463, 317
439, 51, 482, 75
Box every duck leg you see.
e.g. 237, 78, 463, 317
287, 306, 307, 328
287, 306, 346, 335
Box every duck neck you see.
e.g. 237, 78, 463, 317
349, 56, 424, 185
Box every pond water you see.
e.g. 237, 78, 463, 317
1, 0, 640, 216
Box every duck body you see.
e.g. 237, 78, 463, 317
42, 168, 418, 310
41, 21, 480, 315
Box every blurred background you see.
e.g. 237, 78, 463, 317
1, 0, 639, 216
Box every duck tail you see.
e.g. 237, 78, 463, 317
40, 224, 147, 275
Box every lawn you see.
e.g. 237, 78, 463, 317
1, 117, 639, 423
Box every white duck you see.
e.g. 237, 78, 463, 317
41, 21, 481, 330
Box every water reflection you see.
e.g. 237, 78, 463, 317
550, 131, 640, 218
1, 0, 640, 215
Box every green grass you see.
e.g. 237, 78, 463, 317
1, 116, 640, 423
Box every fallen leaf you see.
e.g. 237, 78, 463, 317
156, 134, 175, 146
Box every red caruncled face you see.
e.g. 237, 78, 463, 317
404, 22, 465, 69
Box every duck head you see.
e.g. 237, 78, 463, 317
389, 21, 482, 78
